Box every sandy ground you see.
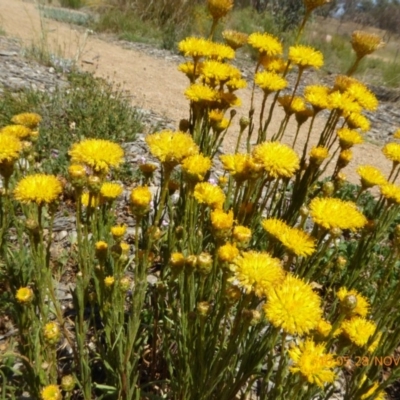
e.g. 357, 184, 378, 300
0, 0, 397, 185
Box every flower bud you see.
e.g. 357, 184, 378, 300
87, 175, 102, 194
104, 276, 115, 288
119, 276, 131, 292
15, 287, 34, 304
341, 294, 357, 313
239, 116, 250, 131
43, 322, 61, 345
185, 255, 197, 270
196, 252, 213, 275
61, 375, 75, 392
322, 181, 334, 197
170, 252, 185, 271
197, 301, 211, 317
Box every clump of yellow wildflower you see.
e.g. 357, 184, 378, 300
288, 339, 337, 388
69, 139, 124, 174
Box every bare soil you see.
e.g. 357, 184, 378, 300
0, 0, 397, 185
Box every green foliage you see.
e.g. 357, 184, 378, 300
59, 0, 84, 9
0, 72, 143, 176
41, 6, 92, 26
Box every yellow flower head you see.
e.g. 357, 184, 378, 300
16, 287, 34, 304
316, 319, 333, 337
0, 133, 22, 164
194, 182, 225, 209
303, 0, 330, 11
230, 251, 284, 297
346, 81, 378, 111
185, 83, 218, 103
41, 385, 62, 400
146, 130, 199, 168
104, 276, 115, 287
111, 225, 126, 239
11, 112, 42, 129
178, 37, 212, 59
356, 165, 386, 189
383, 142, 400, 164
233, 225, 252, 244
220, 153, 261, 182
360, 379, 386, 400
218, 242, 239, 262
337, 128, 364, 149
100, 182, 123, 201
248, 32, 283, 57
304, 85, 330, 112
328, 91, 362, 114
81, 192, 100, 208
351, 31, 384, 58
217, 91, 242, 108
262, 218, 316, 257
208, 41, 236, 61
341, 317, 377, 348
178, 61, 203, 81
288, 339, 337, 388
254, 71, 287, 93
253, 141, 300, 179
69, 139, 124, 174
337, 287, 370, 317
211, 209, 234, 231
226, 78, 247, 92
346, 112, 370, 132
222, 29, 248, 50
309, 197, 367, 231
14, 174, 62, 206
380, 183, 400, 205
130, 185, 152, 208
68, 164, 86, 179
43, 322, 61, 345
95, 241, 108, 260
170, 252, 185, 270
260, 55, 288, 74
201, 60, 241, 86
207, 0, 234, 20
278, 95, 307, 115
182, 154, 212, 182
1, 124, 32, 140
209, 110, 225, 123
264, 274, 322, 335
289, 45, 324, 69
394, 128, 400, 139
309, 146, 329, 166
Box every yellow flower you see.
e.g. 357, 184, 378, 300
178, 61, 203, 81
226, 78, 247, 92
208, 41, 236, 61
254, 71, 287, 93
104, 276, 115, 287
338, 149, 353, 169
278, 95, 307, 115
253, 142, 300, 179
341, 317, 377, 348
394, 128, 400, 139
68, 164, 86, 179
337, 128, 364, 149
382, 142, 400, 164
81, 192, 100, 208
288, 339, 337, 388
316, 319, 333, 337
11, 112, 42, 129
346, 112, 370, 132
260, 55, 288, 74
100, 182, 123, 201
211, 209, 234, 231
356, 165, 386, 189
218, 242, 239, 262
209, 110, 224, 122
217, 91, 242, 108
0, 134, 22, 163
170, 252, 185, 270
111, 225, 126, 239
264, 274, 322, 335
95, 241, 108, 260
201, 60, 241, 86
337, 287, 370, 317
178, 37, 212, 59
1, 124, 32, 139
248, 32, 283, 56
43, 322, 61, 345
262, 218, 316, 257
220, 153, 261, 182
380, 183, 400, 205
16, 287, 33, 304
309, 197, 367, 231
222, 29, 248, 50
193, 182, 225, 209
146, 130, 199, 168
360, 380, 386, 400
303, 0, 330, 11
185, 83, 218, 103
41, 385, 62, 400
69, 139, 124, 174
304, 85, 330, 112
328, 91, 362, 114
289, 45, 324, 69
309, 146, 329, 166
351, 31, 384, 58
182, 154, 212, 182
346, 81, 378, 111
14, 174, 62, 205
233, 225, 252, 244
207, 0, 234, 20
230, 251, 284, 297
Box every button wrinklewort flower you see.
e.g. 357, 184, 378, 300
16, 287, 34, 304
230, 251, 284, 297
0, 134, 22, 164
356, 165, 386, 189
41, 384, 62, 400
14, 174, 62, 206
254, 71, 287, 93
304, 85, 330, 112
351, 31, 384, 58
146, 130, 199, 168
341, 317, 377, 348
207, 0, 234, 20
11, 112, 42, 129
193, 182, 225, 209
248, 32, 283, 57
337, 287, 370, 318
100, 182, 123, 201
185, 84, 218, 103
178, 37, 213, 60
264, 274, 322, 335
346, 112, 370, 132
337, 128, 364, 150
1, 124, 32, 139
262, 218, 316, 257
69, 139, 124, 174
288, 339, 337, 388
222, 29, 248, 50
309, 197, 367, 231
253, 142, 300, 179
382, 142, 400, 164
289, 45, 324, 70
380, 183, 400, 205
